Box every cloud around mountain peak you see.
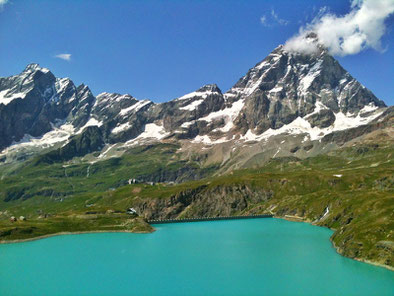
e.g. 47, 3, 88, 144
284, 0, 394, 56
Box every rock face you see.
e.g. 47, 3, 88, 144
0, 43, 388, 164
226, 45, 385, 136
35, 126, 105, 164
132, 184, 273, 220
0, 64, 96, 151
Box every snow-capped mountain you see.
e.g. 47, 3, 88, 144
185, 43, 385, 145
0, 42, 388, 166
0, 64, 95, 151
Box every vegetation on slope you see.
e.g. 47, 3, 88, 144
0, 143, 217, 203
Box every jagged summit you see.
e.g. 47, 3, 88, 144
23, 63, 50, 73
175, 84, 222, 101
197, 84, 222, 93
283, 30, 330, 57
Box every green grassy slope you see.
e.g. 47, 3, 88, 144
0, 143, 217, 204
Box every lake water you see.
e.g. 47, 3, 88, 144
0, 218, 393, 295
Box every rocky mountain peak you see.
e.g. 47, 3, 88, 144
283, 31, 330, 57
205, 42, 387, 144
76, 83, 93, 98
0, 64, 56, 107
227, 41, 384, 111
95, 92, 136, 105
197, 84, 222, 94
23, 63, 50, 74
175, 83, 223, 102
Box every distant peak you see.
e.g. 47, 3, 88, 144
271, 44, 284, 53
283, 31, 329, 57
175, 84, 222, 101
77, 83, 92, 94
197, 84, 222, 94
23, 63, 50, 74
96, 92, 134, 100
305, 31, 318, 40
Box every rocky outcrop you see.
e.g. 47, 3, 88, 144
34, 126, 104, 164
132, 184, 273, 220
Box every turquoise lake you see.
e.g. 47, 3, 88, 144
0, 218, 393, 295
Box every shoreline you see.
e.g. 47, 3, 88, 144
1, 217, 392, 272
354, 258, 394, 272
278, 215, 394, 272
330, 239, 394, 272
0, 229, 153, 245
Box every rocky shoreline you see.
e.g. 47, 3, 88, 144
330, 238, 394, 272
280, 215, 394, 272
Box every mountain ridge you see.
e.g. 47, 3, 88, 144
0, 45, 389, 168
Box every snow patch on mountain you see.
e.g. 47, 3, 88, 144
239, 129, 265, 142
112, 122, 131, 134
181, 120, 196, 128
214, 120, 234, 133
305, 101, 328, 118
119, 100, 151, 116
192, 135, 228, 145
78, 118, 103, 133
199, 99, 244, 129
121, 123, 170, 147
0, 89, 29, 106
269, 86, 283, 93
179, 99, 204, 111
273, 147, 281, 158
298, 60, 322, 95
136, 123, 169, 140
359, 103, 378, 114
255, 60, 270, 70
176, 90, 220, 101
97, 144, 117, 159
253, 110, 384, 141
332, 111, 376, 131
0, 123, 75, 158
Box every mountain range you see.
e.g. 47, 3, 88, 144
0, 38, 389, 168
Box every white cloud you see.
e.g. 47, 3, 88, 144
284, 0, 394, 56
271, 9, 289, 26
260, 16, 267, 26
0, 0, 9, 9
55, 53, 72, 61
260, 9, 289, 27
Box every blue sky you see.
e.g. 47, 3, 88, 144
0, 0, 393, 105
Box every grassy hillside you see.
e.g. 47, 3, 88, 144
0, 143, 217, 203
